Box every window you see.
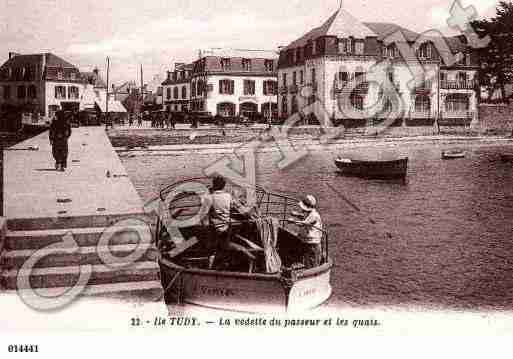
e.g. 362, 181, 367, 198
354, 41, 364, 55
282, 73, 287, 87
445, 93, 469, 112
17, 85, 26, 99
312, 40, 317, 55
191, 82, 196, 97
387, 70, 394, 83
167, 87, 171, 100
292, 71, 297, 85
182, 86, 187, 99
221, 58, 231, 71
243, 80, 255, 95
263, 80, 277, 95
338, 39, 348, 54
70, 72, 76, 81
350, 93, 364, 111
3, 85, 11, 100
55, 86, 66, 99
68, 86, 79, 99
311, 68, 316, 84
415, 94, 431, 113
385, 44, 396, 58
57, 71, 64, 80
355, 72, 366, 83
291, 95, 298, 114
173, 87, 179, 99
282, 96, 288, 117
417, 42, 432, 59
242, 59, 252, 71
440, 72, 447, 82
265, 60, 274, 72
300, 70, 304, 85
219, 79, 234, 94
339, 71, 349, 82
296, 48, 302, 63
457, 72, 468, 84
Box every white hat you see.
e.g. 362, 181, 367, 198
299, 195, 317, 211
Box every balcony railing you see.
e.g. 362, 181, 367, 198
440, 80, 476, 90
409, 111, 433, 119
441, 111, 475, 119
289, 84, 299, 94
333, 80, 368, 93
279, 86, 288, 94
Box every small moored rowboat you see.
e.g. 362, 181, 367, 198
155, 178, 333, 313
334, 156, 408, 180
441, 150, 466, 160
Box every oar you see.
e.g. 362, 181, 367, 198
324, 182, 393, 239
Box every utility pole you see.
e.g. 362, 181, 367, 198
106, 56, 110, 129
140, 64, 144, 120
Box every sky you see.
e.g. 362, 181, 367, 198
0, 0, 500, 85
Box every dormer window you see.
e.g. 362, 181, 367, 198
70, 72, 76, 81
264, 60, 274, 72
312, 40, 317, 55
338, 39, 348, 54
296, 48, 302, 62
221, 58, 231, 71
57, 70, 64, 80
354, 40, 364, 55
242, 58, 251, 71
417, 42, 432, 59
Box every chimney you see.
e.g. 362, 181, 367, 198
9, 52, 20, 60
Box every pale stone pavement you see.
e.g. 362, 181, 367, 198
4, 126, 144, 222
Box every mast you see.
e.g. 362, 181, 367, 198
140, 64, 144, 113
106, 56, 110, 128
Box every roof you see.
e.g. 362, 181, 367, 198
95, 99, 127, 113
284, 9, 376, 50
199, 48, 278, 59
0, 53, 78, 70
364, 22, 419, 42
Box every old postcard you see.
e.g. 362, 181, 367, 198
1, 0, 513, 355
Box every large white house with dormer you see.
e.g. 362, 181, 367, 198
277, 6, 480, 127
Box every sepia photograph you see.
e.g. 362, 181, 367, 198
0, 0, 512, 355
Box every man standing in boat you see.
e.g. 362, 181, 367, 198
289, 195, 323, 268
208, 176, 255, 269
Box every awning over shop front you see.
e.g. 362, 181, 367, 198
95, 99, 127, 113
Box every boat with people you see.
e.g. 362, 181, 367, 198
441, 150, 466, 160
155, 177, 333, 313
334, 156, 408, 180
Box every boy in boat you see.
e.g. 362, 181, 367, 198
289, 195, 323, 269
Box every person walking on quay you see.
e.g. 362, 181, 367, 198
49, 110, 72, 172
128, 113, 134, 127
137, 112, 143, 127
288, 195, 324, 269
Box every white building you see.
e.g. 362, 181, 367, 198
0, 52, 84, 121
162, 63, 193, 112
277, 7, 480, 126
189, 49, 278, 120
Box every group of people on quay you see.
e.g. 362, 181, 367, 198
127, 111, 176, 129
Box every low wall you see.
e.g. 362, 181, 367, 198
479, 103, 513, 135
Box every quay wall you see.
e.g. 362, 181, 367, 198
479, 103, 513, 135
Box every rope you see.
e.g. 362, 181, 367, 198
155, 268, 185, 303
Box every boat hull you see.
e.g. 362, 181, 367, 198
441, 152, 465, 160
335, 158, 408, 179
159, 258, 333, 313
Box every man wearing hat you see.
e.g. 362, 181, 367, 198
289, 195, 324, 268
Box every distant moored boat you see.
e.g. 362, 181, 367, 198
441, 150, 466, 160
334, 156, 408, 180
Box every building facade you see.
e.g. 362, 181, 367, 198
162, 63, 193, 112
0, 52, 84, 119
277, 8, 480, 126
189, 49, 279, 119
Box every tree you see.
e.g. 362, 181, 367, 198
472, 1, 513, 102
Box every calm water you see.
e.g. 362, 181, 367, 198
121, 140, 513, 310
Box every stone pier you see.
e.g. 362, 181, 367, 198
0, 127, 161, 299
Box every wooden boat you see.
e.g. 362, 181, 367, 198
334, 156, 408, 179
155, 178, 333, 313
21, 113, 50, 134
441, 150, 466, 160
500, 154, 513, 163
